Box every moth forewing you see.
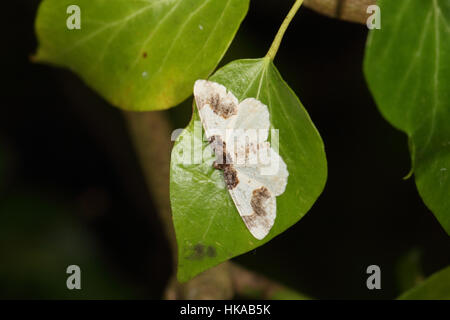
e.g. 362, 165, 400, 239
194, 80, 239, 139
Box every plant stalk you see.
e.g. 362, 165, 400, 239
266, 0, 304, 61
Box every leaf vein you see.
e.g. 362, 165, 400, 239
58, 0, 169, 57
185, 0, 232, 73
150, 0, 215, 79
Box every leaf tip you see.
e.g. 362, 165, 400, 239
403, 167, 414, 180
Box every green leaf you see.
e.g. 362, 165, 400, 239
397, 265, 450, 300
170, 58, 327, 282
34, 0, 249, 111
364, 0, 450, 234
395, 248, 424, 293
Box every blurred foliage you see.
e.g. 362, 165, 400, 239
271, 288, 311, 300
0, 192, 137, 299
397, 265, 450, 300
365, 0, 450, 234
395, 248, 424, 293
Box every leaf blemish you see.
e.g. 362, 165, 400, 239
206, 246, 216, 257
142, 52, 147, 58
189, 244, 205, 259
187, 243, 216, 259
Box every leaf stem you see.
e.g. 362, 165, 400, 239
266, 0, 304, 61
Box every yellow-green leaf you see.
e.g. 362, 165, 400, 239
34, 0, 249, 111
398, 265, 450, 300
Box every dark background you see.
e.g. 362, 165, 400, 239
1, 1, 449, 299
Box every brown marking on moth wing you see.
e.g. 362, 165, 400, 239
209, 136, 231, 167
251, 186, 271, 216
209, 135, 239, 189
213, 161, 224, 170
209, 135, 225, 154
209, 135, 227, 168
242, 213, 270, 231
208, 135, 217, 144
207, 93, 237, 119
223, 165, 239, 189
244, 143, 256, 163
213, 161, 239, 189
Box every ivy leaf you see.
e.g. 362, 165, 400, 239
364, 0, 450, 234
170, 58, 327, 282
34, 0, 249, 111
397, 265, 450, 300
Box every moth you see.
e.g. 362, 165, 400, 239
193, 80, 289, 240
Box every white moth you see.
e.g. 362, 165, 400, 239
193, 80, 289, 240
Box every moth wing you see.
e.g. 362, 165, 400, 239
231, 97, 270, 142
228, 170, 276, 240
224, 97, 271, 172
193, 80, 239, 140
230, 142, 289, 196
